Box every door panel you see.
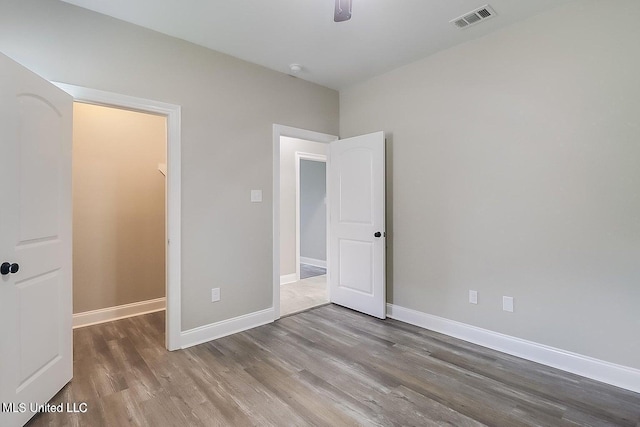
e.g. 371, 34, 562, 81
338, 239, 373, 294
18, 94, 63, 241
337, 148, 374, 224
18, 273, 61, 387
0, 53, 73, 427
329, 131, 386, 319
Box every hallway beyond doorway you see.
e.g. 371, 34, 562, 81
280, 274, 328, 316
300, 263, 326, 279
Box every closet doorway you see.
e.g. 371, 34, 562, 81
72, 103, 167, 330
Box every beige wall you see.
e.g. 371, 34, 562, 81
0, 0, 339, 330
340, 0, 640, 369
72, 103, 166, 313
279, 137, 328, 276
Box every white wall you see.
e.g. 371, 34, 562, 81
0, 0, 339, 331
300, 159, 327, 263
279, 137, 329, 276
340, 0, 640, 370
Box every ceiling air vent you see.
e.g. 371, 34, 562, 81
451, 5, 496, 29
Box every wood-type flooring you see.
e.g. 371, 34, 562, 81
27, 305, 640, 426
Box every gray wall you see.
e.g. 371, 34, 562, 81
0, 0, 339, 330
300, 160, 327, 263
73, 103, 166, 314
340, 0, 640, 369
279, 137, 329, 276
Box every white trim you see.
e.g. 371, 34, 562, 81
386, 303, 640, 394
181, 308, 274, 349
273, 125, 337, 321
73, 298, 166, 329
280, 273, 298, 285
300, 257, 327, 268
296, 152, 327, 282
52, 83, 182, 351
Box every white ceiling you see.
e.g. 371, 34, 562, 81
60, 0, 569, 90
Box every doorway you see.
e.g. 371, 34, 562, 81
280, 142, 329, 316
298, 155, 328, 280
71, 103, 167, 329
274, 126, 387, 320
55, 83, 182, 350
272, 125, 337, 319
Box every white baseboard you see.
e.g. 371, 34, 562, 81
280, 273, 298, 285
386, 303, 640, 394
300, 257, 326, 268
73, 297, 166, 329
181, 307, 274, 349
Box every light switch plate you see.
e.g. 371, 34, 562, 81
251, 190, 262, 202
503, 296, 514, 312
211, 288, 220, 302
469, 290, 478, 304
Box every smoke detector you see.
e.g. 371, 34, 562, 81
450, 5, 496, 29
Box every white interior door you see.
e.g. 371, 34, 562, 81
329, 131, 386, 318
0, 54, 73, 427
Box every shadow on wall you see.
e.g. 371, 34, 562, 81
385, 133, 394, 304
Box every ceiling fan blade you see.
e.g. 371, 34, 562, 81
334, 0, 352, 22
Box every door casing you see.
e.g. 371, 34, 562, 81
54, 83, 182, 350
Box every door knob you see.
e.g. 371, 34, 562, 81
374, 231, 382, 238
1, 262, 19, 276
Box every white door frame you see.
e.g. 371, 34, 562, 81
273, 124, 337, 319
53, 83, 182, 350
295, 152, 327, 280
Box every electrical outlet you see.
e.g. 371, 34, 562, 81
503, 296, 514, 312
469, 290, 478, 304
211, 288, 220, 302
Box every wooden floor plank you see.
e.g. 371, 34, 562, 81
26, 305, 640, 427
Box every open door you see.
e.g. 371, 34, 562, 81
328, 131, 386, 319
0, 54, 73, 427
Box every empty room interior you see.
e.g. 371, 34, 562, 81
1, 0, 639, 426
